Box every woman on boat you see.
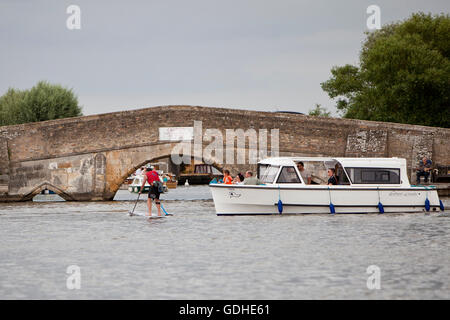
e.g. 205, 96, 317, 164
233, 173, 245, 185
221, 170, 233, 184
327, 168, 338, 185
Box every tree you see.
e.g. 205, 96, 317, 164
321, 12, 450, 128
0, 88, 27, 126
0, 81, 82, 126
308, 104, 331, 117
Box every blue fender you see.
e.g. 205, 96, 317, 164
439, 200, 445, 211
378, 202, 384, 214
329, 203, 335, 214
277, 199, 283, 214
425, 198, 431, 212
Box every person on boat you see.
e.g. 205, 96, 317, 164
296, 162, 311, 184
243, 171, 262, 185
135, 166, 145, 176
416, 157, 432, 184
233, 173, 245, 185
327, 168, 338, 185
221, 169, 233, 184
139, 165, 162, 216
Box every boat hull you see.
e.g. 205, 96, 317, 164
209, 185, 441, 215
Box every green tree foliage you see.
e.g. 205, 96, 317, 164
0, 81, 82, 126
308, 104, 331, 117
321, 13, 450, 128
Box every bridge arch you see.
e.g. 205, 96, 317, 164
22, 182, 75, 201
109, 149, 225, 200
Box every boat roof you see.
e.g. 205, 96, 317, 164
259, 157, 407, 168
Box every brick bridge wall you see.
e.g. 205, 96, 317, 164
0, 105, 449, 201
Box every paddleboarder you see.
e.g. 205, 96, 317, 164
139, 165, 162, 216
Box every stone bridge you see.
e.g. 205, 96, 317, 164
0, 105, 449, 201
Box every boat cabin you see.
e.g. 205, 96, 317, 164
257, 157, 410, 187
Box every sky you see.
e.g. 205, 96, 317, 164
1, 0, 449, 116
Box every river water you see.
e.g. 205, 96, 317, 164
0, 186, 449, 299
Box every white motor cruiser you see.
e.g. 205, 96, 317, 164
209, 157, 444, 215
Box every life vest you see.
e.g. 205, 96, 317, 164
223, 175, 233, 184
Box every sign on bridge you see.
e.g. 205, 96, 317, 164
159, 127, 194, 141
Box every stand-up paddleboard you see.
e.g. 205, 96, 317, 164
128, 211, 166, 219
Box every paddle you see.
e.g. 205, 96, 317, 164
129, 193, 141, 216
160, 203, 173, 216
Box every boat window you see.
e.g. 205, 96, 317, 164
260, 165, 280, 184
294, 160, 329, 184
132, 178, 140, 185
336, 163, 350, 185
258, 164, 269, 179
346, 167, 400, 184
277, 166, 301, 183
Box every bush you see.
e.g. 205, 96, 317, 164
0, 81, 82, 126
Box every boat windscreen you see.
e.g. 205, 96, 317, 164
258, 164, 269, 178
277, 166, 301, 183
260, 166, 280, 184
